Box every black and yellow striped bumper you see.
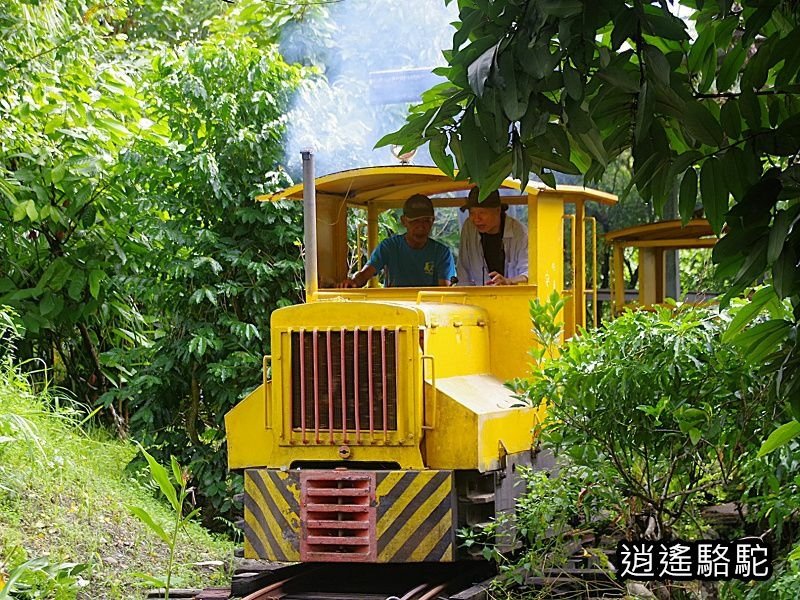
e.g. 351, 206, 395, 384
244, 468, 456, 562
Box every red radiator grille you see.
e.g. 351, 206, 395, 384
290, 327, 399, 443
300, 471, 376, 562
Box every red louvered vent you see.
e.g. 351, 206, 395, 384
300, 471, 376, 562
290, 327, 398, 443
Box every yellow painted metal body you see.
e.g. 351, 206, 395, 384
225, 166, 617, 563
605, 219, 717, 313
226, 295, 545, 472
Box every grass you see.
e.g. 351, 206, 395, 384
0, 359, 235, 599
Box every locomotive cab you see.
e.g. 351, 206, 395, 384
225, 163, 617, 563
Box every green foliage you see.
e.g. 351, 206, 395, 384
121, 0, 225, 43
527, 290, 565, 365
517, 301, 779, 539
722, 559, 800, 600
465, 464, 623, 591
111, 32, 306, 526
0, 303, 232, 597
382, 0, 800, 309
0, 0, 162, 412
0, 549, 87, 600
129, 445, 199, 599
498, 296, 800, 597
722, 287, 800, 455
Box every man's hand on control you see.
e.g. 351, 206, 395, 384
485, 272, 528, 285
485, 271, 509, 285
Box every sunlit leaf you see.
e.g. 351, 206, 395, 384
757, 420, 800, 457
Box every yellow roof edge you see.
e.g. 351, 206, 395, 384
605, 218, 714, 243
254, 165, 618, 205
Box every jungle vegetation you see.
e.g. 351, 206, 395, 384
1, 0, 799, 598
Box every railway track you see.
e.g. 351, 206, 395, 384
153, 561, 495, 600
149, 544, 627, 599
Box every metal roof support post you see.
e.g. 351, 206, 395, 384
302, 150, 319, 301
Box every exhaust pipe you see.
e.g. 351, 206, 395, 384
301, 150, 319, 301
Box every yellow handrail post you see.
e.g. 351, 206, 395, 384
421, 355, 437, 430
263, 354, 272, 430
562, 214, 577, 331
584, 216, 598, 327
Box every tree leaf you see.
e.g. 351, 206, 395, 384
611, 8, 637, 50
743, 3, 776, 46
577, 129, 608, 167
634, 81, 653, 145
68, 273, 86, 301
720, 99, 741, 140
138, 443, 180, 512
717, 45, 746, 92
641, 4, 689, 41
128, 506, 171, 544
768, 206, 800, 264
700, 158, 728, 234
51, 163, 66, 184
643, 45, 670, 86
563, 64, 582, 101
689, 427, 701, 446
467, 43, 498, 98
499, 51, 529, 121
757, 420, 800, 457
88, 270, 104, 300
25, 200, 39, 222
698, 43, 717, 93
429, 132, 455, 178
684, 101, 724, 146
723, 286, 780, 343
538, 0, 583, 18
170, 455, 183, 486
460, 106, 492, 180
688, 26, 715, 74
679, 168, 698, 225
740, 88, 762, 130
732, 318, 791, 363
12, 202, 27, 222
773, 244, 800, 299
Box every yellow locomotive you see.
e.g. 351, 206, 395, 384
225, 157, 616, 563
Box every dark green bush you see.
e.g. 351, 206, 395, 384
519, 302, 778, 539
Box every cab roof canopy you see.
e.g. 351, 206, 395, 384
605, 219, 716, 248
257, 165, 617, 208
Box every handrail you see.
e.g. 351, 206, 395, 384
562, 214, 577, 328
416, 290, 468, 305
584, 216, 598, 327
356, 222, 367, 271
263, 354, 272, 430
421, 355, 437, 430
313, 291, 369, 301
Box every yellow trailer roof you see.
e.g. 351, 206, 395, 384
605, 219, 717, 248
256, 165, 617, 208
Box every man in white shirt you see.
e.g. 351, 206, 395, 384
457, 187, 528, 286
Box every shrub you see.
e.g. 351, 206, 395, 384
517, 302, 779, 540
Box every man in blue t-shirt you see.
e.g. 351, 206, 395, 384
341, 194, 455, 288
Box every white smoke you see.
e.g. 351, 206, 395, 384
281, 0, 458, 178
